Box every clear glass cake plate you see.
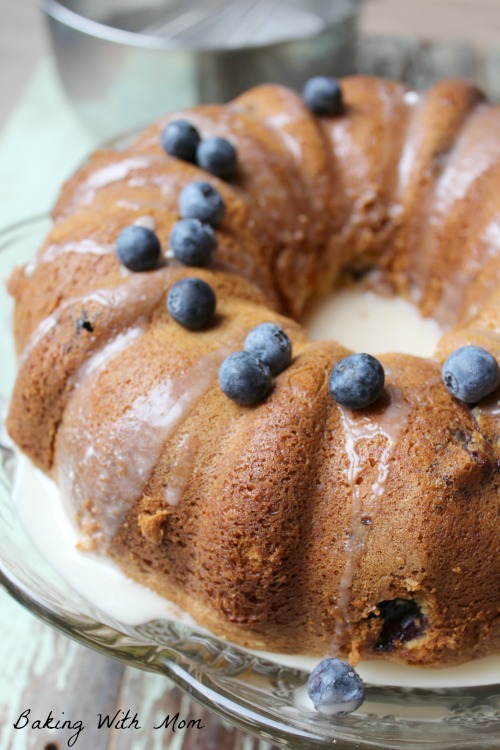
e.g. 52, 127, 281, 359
0, 215, 499, 749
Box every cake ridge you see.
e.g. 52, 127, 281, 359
332, 384, 412, 653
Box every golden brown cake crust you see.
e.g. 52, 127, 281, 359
6, 76, 500, 666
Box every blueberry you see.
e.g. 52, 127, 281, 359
442, 345, 500, 403
115, 225, 161, 272
179, 181, 225, 227
329, 353, 385, 409
170, 218, 217, 267
196, 137, 237, 179
167, 277, 216, 330
307, 658, 365, 716
76, 313, 94, 333
219, 351, 272, 405
374, 598, 428, 652
244, 322, 292, 375
303, 76, 343, 117
161, 119, 201, 162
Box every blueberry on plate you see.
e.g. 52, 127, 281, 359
170, 218, 217, 267
303, 76, 343, 117
179, 181, 226, 227
442, 345, 500, 403
196, 137, 237, 179
161, 119, 201, 162
219, 351, 272, 405
167, 277, 216, 330
307, 658, 365, 716
328, 353, 385, 409
115, 225, 161, 272
244, 322, 292, 375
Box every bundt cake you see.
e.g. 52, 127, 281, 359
6, 75, 500, 667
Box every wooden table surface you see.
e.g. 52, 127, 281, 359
1, 3, 499, 749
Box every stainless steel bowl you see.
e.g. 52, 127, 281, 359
39, 0, 362, 139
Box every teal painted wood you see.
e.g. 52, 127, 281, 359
0, 589, 272, 750
111, 669, 272, 750
0, 590, 274, 750
0, 589, 123, 750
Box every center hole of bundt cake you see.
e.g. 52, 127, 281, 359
307, 289, 442, 357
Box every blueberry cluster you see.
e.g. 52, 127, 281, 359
442, 345, 500, 403
219, 323, 292, 405
307, 658, 365, 716
303, 76, 343, 117
161, 119, 237, 179
329, 353, 385, 409
114, 176, 227, 330
326, 345, 499, 411
168, 180, 226, 269
161, 121, 235, 274
114, 104, 500, 412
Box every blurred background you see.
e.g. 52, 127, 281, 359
2, 0, 500, 132
1, 0, 499, 232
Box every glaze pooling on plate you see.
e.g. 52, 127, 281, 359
307, 289, 442, 356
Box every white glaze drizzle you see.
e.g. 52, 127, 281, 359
433, 213, 500, 326
19, 272, 169, 366
164, 433, 199, 506
332, 386, 411, 651
397, 128, 420, 196
56, 342, 236, 548
482, 214, 500, 252
54, 324, 148, 546
76, 156, 155, 207
133, 215, 157, 231
403, 91, 420, 107
115, 199, 142, 211
264, 111, 304, 162
19, 289, 117, 366
478, 396, 500, 417
24, 239, 113, 277
483, 400, 500, 416
428, 113, 500, 324
23, 214, 159, 278
397, 88, 440, 195
127, 177, 147, 188
433, 106, 500, 219
151, 173, 185, 200
70, 325, 146, 385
